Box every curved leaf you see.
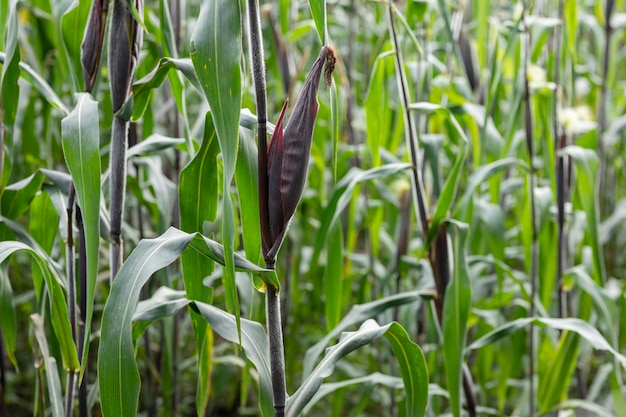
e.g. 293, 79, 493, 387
99, 227, 277, 416
442, 220, 472, 417
312, 163, 411, 267
31, 314, 65, 417
303, 289, 434, 376
62, 92, 101, 378
190, 0, 242, 337
563, 146, 606, 284
468, 317, 626, 370
192, 301, 273, 417
0, 52, 70, 115
0, 241, 78, 371
288, 320, 428, 417
126, 134, 185, 159
98, 228, 194, 417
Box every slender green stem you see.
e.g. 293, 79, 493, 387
247, 0, 271, 258
266, 286, 286, 416
75, 207, 88, 417
389, 4, 477, 416
65, 184, 77, 417
388, 3, 429, 239
554, 0, 565, 319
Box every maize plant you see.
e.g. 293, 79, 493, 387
0, 1, 625, 417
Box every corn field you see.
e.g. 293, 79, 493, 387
1, 0, 626, 416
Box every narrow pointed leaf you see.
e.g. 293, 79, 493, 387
99, 228, 194, 417
0, 266, 17, 367
179, 115, 218, 417
31, 314, 65, 417
0, 0, 20, 138
99, 228, 277, 416
312, 163, 411, 267
303, 288, 434, 376
442, 220, 472, 417
468, 317, 626, 369
192, 301, 274, 417
0, 171, 45, 221
288, 320, 428, 417
62, 93, 101, 379
309, 0, 328, 44
236, 128, 262, 265
0, 52, 70, 115
191, 0, 242, 336
563, 146, 606, 284
0, 242, 78, 371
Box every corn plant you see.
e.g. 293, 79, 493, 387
1, 0, 626, 417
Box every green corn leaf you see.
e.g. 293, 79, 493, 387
301, 372, 402, 415
0, 52, 70, 115
0, 171, 45, 221
124, 57, 201, 121
132, 286, 194, 341
563, 146, 606, 284
468, 317, 626, 370
0, 241, 79, 372
455, 157, 527, 221
324, 221, 343, 331
312, 163, 411, 267
179, 115, 218, 417
0, 265, 17, 367
191, 0, 242, 338
30, 314, 65, 417
442, 220, 472, 417
309, 0, 328, 44
0, 0, 20, 144
407, 104, 469, 248
99, 228, 194, 417
99, 227, 277, 416
62, 93, 101, 380
303, 288, 435, 377
538, 331, 580, 414
59, 0, 91, 92
288, 320, 428, 417
126, 134, 185, 158
192, 301, 274, 417
133, 287, 191, 323
235, 128, 262, 266
364, 52, 394, 169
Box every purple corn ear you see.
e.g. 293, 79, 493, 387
108, 0, 143, 112
81, 0, 108, 93
264, 45, 335, 262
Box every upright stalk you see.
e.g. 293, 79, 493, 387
266, 287, 286, 416
108, 0, 143, 280
389, 4, 476, 415
597, 0, 614, 214
388, 3, 429, 239
248, 0, 286, 415
522, 10, 538, 415
65, 185, 77, 417
75, 207, 88, 417
554, 0, 565, 319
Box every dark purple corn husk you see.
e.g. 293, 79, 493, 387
108, 0, 143, 112
264, 45, 335, 262
81, 0, 108, 93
